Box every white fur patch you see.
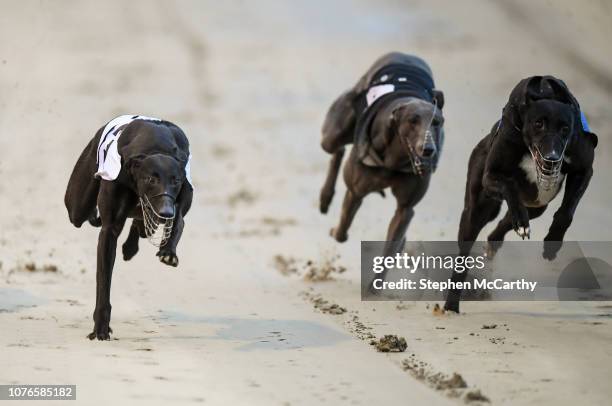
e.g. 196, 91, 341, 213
519, 154, 564, 206
519, 154, 539, 184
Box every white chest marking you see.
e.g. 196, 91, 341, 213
519, 154, 565, 206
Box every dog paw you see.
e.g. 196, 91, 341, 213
367, 278, 385, 296
319, 191, 334, 214
511, 207, 530, 239
443, 300, 460, 314
122, 241, 139, 261
329, 227, 347, 243
88, 325, 112, 341
542, 240, 562, 261
484, 240, 502, 259
515, 226, 530, 240
157, 250, 179, 267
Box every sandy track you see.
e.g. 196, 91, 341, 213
0, 1, 611, 405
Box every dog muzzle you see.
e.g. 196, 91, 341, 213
403, 99, 441, 177
403, 129, 439, 176
139, 194, 175, 247
528, 144, 566, 191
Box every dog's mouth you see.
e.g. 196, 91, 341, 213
402, 130, 439, 176
139, 194, 175, 247
528, 144, 565, 190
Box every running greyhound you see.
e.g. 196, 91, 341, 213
65, 115, 193, 340
445, 76, 598, 313
319, 52, 445, 287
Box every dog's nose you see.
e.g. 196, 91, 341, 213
158, 205, 175, 218
154, 195, 175, 218
538, 137, 564, 162
543, 150, 561, 161
422, 145, 436, 157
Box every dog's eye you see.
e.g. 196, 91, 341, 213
173, 177, 182, 185
410, 116, 420, 125
561, 125, 570, 134
144, 176, 158, 185
534, 120, 543, 129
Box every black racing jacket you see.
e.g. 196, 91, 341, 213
352, 57, 436, 168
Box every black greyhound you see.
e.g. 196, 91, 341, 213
319, 52, 445, 285
65, 115, 193, 340
445, 76, 597, 313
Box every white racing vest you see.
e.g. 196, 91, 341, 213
95, 114, 193, 187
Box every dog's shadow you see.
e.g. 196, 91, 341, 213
150, 311, 349, 351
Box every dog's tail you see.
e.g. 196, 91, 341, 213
65, 129, 103, 228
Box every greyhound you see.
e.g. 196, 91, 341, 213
445, 76, 597, 313
318, 52, 445, 286
65, 115, 193, 340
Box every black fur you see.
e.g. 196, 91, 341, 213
445, 76, 597, 313
65, 118, 193, 340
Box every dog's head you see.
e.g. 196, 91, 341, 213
504, 76, 597, 188
520, 98, 575, 163
379, 97, 444, 175
126, 153, 186, 218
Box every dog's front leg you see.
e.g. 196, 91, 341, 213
483, 172, 530, 239
384, 205, 414, 248
89, 182, 130, 341
368, 205, 415, 290
157, 184, 193, 267
543, 168, 593, 259
157, 215, 184, 267
90, 223, 123, 340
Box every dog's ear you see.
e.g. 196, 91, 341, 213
433, 89, 444, 110
372, 108, 399, 150
125, 153, 146, 175
503, 77, 542, 132
523, 76, 544, 104
584, 131, 598, 148
174, 148, 189, 165
525, 76, 580, 111
546, 77, 579, 108
387, 107, 403, 143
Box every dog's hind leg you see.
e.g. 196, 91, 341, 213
486, 210, 512, 258
65, 129, 102, 228
330, 189, 363, 243
321, 90, 356, 154
157, 183, 193, 267
122, 219, 143, 261
458, 199, 502, 253
319, 90, 356, 214
445, 199, 501, 313
320, 148, 345, 214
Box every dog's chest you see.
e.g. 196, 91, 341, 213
518, 154, 565, 206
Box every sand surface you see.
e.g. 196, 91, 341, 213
1, 1, 611, 405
